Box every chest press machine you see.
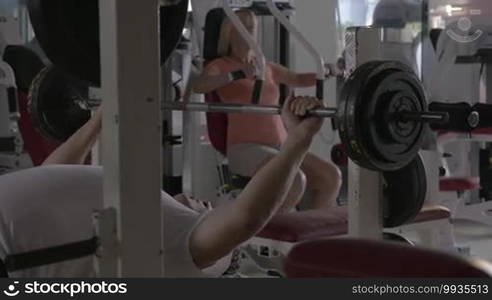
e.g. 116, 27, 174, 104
1, 0, 491, 278
431, 27, 492, 229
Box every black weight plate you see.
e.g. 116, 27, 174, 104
3, 45, 46, 94
363, 71, 426, 169
28, 66, 91, 142
382, 232, 415, 245
338, 61, 383, 168
382, 91, 422, 144
338, 60, 427, 172
27, 0, 189, 86
382, 155, 427, 228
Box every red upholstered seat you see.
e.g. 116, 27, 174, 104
473, 127, 492, 135
257, 207, 348, 242
285, 238, 492, 277
438, 127, 492, 136
205, 92, 228, 156
440, 177, 480, 192
256, 206, 450, 243
412, 205, 450, 223
17, 92, 60, 165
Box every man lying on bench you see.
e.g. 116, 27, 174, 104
0, 96, 325, 278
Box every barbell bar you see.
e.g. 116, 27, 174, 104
162, 101, 448, 124
29, 61, 455, 172
164, 102, 337, 118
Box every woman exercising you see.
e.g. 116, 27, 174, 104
194, 9, 341, 211
0, 96, 325, 277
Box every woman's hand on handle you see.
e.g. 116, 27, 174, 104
324, 62, 344, 78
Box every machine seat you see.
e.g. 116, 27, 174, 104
440, 177, 480, 192
256, 207, 348, 242
256, 206, 451, 243
472, 127, 492, 135
284, 238, 492, 277
438, 127, 492, 136
411, 205, 451, 224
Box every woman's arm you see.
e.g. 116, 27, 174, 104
189, 96, 323, 268
270, 62, 341, 88
193, 63, 255, 94
42, 107, 102, 165
270, 62, 316, 88
193, 72, 234, 94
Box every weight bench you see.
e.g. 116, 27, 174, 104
439, 175, 492, 227
440, 177, 481, 192
437, 127, 492, 227
243, 205, 452, 276
438, 128, 492, 144
284, 238, 492, 277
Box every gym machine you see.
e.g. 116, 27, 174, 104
0, 22, 32, 175
5, 0, 492, 277
435, 27, 492, 227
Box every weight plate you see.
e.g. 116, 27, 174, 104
338, 61, 382, 169
382, 232, 415, 245
331, 143, 348, 167
382, 91, 421, 145
28, 66, 91, 142
363, 70, 426, 169
382, 155, 427, 228
3, 45, 46, 94
338, 60, 427, 172
28, 0, 189, 85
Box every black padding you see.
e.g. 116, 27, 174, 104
429, 102, 473, 131
4, 237, 98, 273
3, 45, 46, 93
430, 29, 443, 52
0, 137, 15, 152
203, 8, 226, 61
0, 259, 9, 278
474, 103, 492, 128
250, 2, 293, 15
7, 87, 18, 113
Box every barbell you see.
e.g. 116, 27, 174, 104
30, 60, 450, 173
24, 0, 456, 172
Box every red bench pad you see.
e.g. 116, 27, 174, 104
257, 208, 348, 242
440, 177, 480, 191
285, 238, 492, 277
257, 206, 451, 243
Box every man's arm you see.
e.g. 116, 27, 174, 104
189, 96, 323, 268
42, 107, 102, 165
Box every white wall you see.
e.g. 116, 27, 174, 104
291, 0, 340, 159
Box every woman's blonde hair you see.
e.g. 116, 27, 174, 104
217, 9, 257, 57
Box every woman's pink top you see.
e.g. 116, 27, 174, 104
205, 56, 287, 147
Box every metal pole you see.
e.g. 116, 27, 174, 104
84, 97, 451, 123
162, 102, 338, 118
98, 0, 162, 277
266, 0, 326, 100
397, 111, 449, 124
